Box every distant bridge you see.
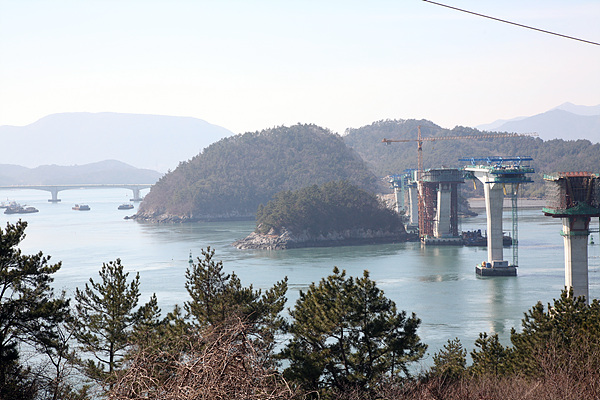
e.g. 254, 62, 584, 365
0, 183, 154, 202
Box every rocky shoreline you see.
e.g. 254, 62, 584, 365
233, 227, 416, 250
126, 211, 255, 223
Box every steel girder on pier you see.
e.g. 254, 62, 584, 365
463, 158, 534, 273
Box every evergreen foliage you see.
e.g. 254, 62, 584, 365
117, 304, 193, 394
6, 219, 600, 399
0, 220, 70, 400
71, 259, 157, 389
138, 124, 378, 220
431, 338, 467, 380
464, 289, 600, 380
469, 332, 510, 377
109, 248, 290, 398
184, 247, 288, 355
344, 119, 600, 197
509, 289, 600, 376
282, 267, 426, 395
37, 316, 91, 400
130, 293, 162, 349
255, 181, 404, 235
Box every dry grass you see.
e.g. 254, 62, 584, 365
108, 319, 300, 400
109, 322, 600, 400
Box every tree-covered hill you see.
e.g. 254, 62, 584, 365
234, 181, 408, 249
255, 181, 404, 235
136, 124, 378, 221
343, 119, 600, 197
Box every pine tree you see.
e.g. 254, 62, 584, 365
431, 338, 467, 380
184, 247, 256, 325
510, 288, 600, 376
282, 267, 426, 394
72, 258, 155, 389
184, 247, 288, 355
131, 293, 161, 349
470, 332, 509, 376
0, 220, 70, 399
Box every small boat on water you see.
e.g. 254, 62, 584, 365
0, 200, 17, 209
4, 204, 39, 214
118, 203, 134, 210
72, 204, 91, 211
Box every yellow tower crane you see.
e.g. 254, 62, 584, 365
382, 126, 538, 238
383, 126, 538, 181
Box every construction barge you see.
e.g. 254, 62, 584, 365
420, 230, 512, 246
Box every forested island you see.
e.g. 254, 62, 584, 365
133, 124, 377, 222
233, 181, 413, 249
129, 119, 600, 224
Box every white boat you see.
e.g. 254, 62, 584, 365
4, 204, 39, 214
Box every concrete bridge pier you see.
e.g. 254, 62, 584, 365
463, 158, 534, 276
562, 217, 591, 301
543, 172, 600, 303
130, 187, 143, 202
484, 182, 505, 265
48, 188, 61, 203
470, 179, 515, 275
433, 182, 452, 238
419, 168, 463, 245
393, 186, 403, 214
408, 183, 419, 228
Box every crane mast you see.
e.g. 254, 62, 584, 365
382, 127, 538, 240
383, 127, 538, 182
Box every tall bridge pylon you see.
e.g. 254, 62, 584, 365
461, 157, 535, 276
543, 172, 600, 302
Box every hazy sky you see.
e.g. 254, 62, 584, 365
1, 0, 599, 134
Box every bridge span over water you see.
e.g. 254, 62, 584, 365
0, 183, 154, 202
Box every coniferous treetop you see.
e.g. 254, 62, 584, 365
255, 180, 403, 236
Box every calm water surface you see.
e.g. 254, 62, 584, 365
2, 188, 599, 368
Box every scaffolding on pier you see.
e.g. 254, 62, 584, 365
419, 168, 464, 239
461, 156, 534, 269
543, 172, 600, 216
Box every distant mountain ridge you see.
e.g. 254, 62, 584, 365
0, 112, 235, 172
551, 102, 600, 116
493, 110, 600, 142
476, 102, 600, 142
0, 160, 162, 185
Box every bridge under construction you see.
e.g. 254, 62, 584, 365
462, 157, 535, 276
384, 126, 539, 276
389, 156, 535, 276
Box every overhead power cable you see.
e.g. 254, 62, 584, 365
423, 0, 600, 46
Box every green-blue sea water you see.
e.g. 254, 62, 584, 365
2, 188, 599, 369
